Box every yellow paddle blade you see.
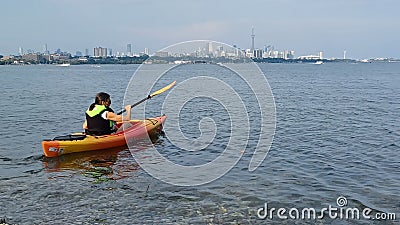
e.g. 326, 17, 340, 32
150, 81, 176, 98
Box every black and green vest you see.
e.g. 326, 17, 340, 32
85, 105, 115, 135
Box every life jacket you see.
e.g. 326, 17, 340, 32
85, 104, 115, 135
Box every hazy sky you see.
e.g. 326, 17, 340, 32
1, 0, 399, 59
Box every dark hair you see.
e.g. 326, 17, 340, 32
89, 92, 110, 110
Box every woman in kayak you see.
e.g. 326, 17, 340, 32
83, 92, 131, 135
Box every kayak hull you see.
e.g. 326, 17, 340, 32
42, 116, 166, 157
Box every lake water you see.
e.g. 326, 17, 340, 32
0, 63, 399, 224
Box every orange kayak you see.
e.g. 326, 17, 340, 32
42, 115, 166, 157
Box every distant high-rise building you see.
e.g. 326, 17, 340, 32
343, 50, 347, 59
207, 42, 213, 55
94, 47, 107, 58
318, 51, 323, 59
127, 44, 132, 56
43, 44, 49, 54
109, 48, 113, 57
75, 51, 82, 57
85, 48, 89, 56
283, 50, 289, 60
287, 51, 295, 59
272, 50, 279, 58
18, 47, 24, 55
144, 48, 149, 55
253, 49, 263, 59
245, 49, 254, 58
232, 45, 240, 56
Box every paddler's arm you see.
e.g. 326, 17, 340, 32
83, 120, 88, 129
106, 105, 131, 122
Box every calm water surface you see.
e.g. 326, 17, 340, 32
0, 63, 399, 224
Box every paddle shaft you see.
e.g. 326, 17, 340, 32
116, 81, 176, 115
117, 95, 150, 115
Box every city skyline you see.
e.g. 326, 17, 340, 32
1, 0, 399, 59
6, 41, 328, 61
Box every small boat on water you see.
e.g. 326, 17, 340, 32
313, 61, 323, 65
58, 63, 71, 67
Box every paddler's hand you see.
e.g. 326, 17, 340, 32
123, 105, 132, 121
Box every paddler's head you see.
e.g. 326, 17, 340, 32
95, 92, 111, 107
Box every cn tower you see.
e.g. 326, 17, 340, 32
251, 27, 255, 51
